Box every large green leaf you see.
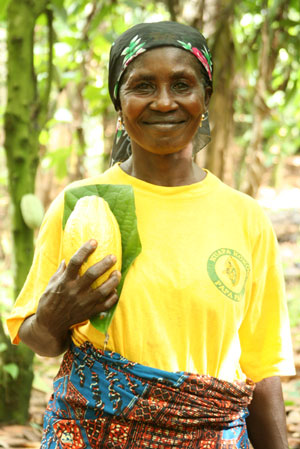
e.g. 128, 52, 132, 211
63, 184, 142, 333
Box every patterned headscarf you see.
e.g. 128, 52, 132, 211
108, 21, 213, 165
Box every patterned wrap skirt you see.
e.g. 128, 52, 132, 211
41, 342, 255, 448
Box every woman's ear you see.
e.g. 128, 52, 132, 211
204, 86, 212, 107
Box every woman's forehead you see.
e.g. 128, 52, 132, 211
121, 47, 203, 83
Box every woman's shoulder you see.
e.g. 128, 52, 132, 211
214, 175, 262, 209
211, 174, 272, 228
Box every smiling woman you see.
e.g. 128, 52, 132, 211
109, 21, 213, 168
118, 47, 209, 158
6, 21, 295, 449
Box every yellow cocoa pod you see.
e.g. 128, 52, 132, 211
62, 195, 122, 288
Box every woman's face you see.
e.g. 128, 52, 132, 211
119, 47, 211, 156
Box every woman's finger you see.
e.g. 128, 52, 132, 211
65, 240, 97, 279
93, 290, 119, 315
78, 255, 117, 290
90, 270, 121, 298
58, 260, 66, 271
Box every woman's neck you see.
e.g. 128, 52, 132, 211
120, 145, 206, 187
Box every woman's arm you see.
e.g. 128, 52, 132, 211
246, 376, 289, 449
19, 240, 120, 357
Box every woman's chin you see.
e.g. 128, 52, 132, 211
131, 138, 194, 157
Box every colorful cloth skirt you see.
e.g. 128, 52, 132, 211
41, 342, 255, 448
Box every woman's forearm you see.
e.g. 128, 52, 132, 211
19, 314, 71, 357
246, 376, 289, 449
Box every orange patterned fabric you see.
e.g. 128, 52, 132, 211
41, 342, 255, 448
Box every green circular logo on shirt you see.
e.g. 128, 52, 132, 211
207, 248, 250, 302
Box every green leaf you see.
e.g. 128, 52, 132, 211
0, 342, 8, 353
3, 363, 19, 380
88, 4, 116, 34
83, 85, 101, 102
51, 0, 65, 8
285, 79, 298, 105
50, 0, 68, 22
42, 147, 72, 180
92, 35, 111, 56
63, 184, 142, 333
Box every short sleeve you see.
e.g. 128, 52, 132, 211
239, 212, 295, 382
6, 191, 65, 344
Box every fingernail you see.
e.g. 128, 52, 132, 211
90, 239, 97, 248
110, 255, 117, 263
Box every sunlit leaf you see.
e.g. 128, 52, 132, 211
42, 147, 72, 179
284, 400, 295, 406
0, 342, 8, 352
3, 363, 19, 380
50, 0, 68, 22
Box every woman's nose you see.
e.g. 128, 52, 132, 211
150, 86, 178, 111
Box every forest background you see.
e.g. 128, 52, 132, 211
0, 0, 300, 446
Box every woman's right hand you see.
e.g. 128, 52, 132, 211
19, 240, 121, 356
37, 239, 121, 337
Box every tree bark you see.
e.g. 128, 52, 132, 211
2, 0, 51, 423
242, 1, 269, 197
205, 0, 236, 186
163, 0, 237, 186
243, 0, 288, 197
0, 320, 34, 424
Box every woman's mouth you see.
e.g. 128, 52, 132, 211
142, 120, 186, 129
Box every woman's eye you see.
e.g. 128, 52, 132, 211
134, 82, 154, 92
173, 82, 190, 91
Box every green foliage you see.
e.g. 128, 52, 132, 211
31, 0, 169, 177
2, 0, 299, 187
25, 0, 299, 187
42, 147, 72, 179
3, 362, 19, 380
0, 342, 8, 352
233, 0, 300, 173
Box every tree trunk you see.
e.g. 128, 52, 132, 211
163, 0, 237, 186
205, 0, 236, 186
2, 0, 50, 423
242, 0, 288, 197
0, 320, 34, 424
242, 4, 269, 197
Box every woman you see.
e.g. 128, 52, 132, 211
7, 21, 295, 448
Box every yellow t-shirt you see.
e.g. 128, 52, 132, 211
6, 164, 295, 382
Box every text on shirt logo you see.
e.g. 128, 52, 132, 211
207, 248, 250, 302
